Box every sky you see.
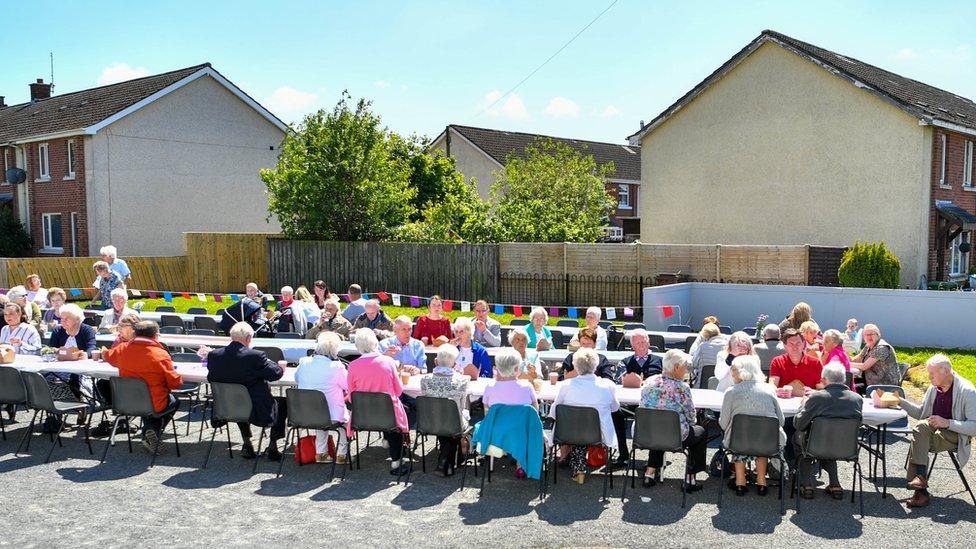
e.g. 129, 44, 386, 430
1, 0, 975, 144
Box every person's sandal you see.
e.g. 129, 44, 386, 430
825, 485, 844, 500
799, 485, 815, 499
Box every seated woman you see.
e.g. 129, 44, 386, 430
778, 301, 815, 333
0, 302, 42, 355
524, 307, 553, 350
6, 287, 43, 333
639, 349, 707, 492
569, 306, 608, 351
561, 328, 611, 380
42, 287, 68, 331
25, 274, 49, 307
687, 315, 719, 355
849, 323, 901, 390
820, 329, 853, 389
346, 329, 411, 476
48, 304, 98, 356
550, 348, 620, 484
483, 349, 538, 411
112, 312, 142, 347
690, 323, 728, 385
294, 286, 322, 325
799, 320, 823, 360
420, 344, 470, 476
452, 317, 492, 379
305, 298, 353, 341
413, 295, 452, 345
508, 330, 542, 380
714, 331, 756, 392
719, 355, 786, 497
295, 332, 350, 464
312, 280, 332, 309
98, 288, 138, 334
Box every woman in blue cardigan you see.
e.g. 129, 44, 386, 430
453, 317, 493, 378
47, 304, 98, 355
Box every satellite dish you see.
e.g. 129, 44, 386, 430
5, 168, 26, 185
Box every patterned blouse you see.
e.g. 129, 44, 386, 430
420, 371, 470, 424
857, 339, 900, 388
639, 374, 697, 440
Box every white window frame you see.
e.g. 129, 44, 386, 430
41, 212, 63, 252
965, 140, 974, 188
617, 184, 631, 209
949, 231, 970, 277
70, 212, 79, 257
37, 142, 50, 181
65, 139, 76, 180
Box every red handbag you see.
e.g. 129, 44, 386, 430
586, 446, 607, 467
294, 434, 336, 465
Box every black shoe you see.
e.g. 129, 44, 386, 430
756, 485, 769, 497
643, 474, 657, 488
683, 481, 704, 493
390, 463, 411, 476
727, 478, 739, 490
266, 445, 282, 462
90, 420, 114, 438
612, 456, 629, 469
240, 443, 256, 459
734, 484, 748, 497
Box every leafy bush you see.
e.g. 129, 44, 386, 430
927, 281, 959, 291
838, 241, 901, 289
0, 210, 32, 257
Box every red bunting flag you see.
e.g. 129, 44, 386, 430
662, 305, 674, 318
513, 305, 523, 317
377, 291, 389, 302
443, 299, 453, 311
181, 292, 191, 300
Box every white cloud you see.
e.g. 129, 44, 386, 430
600, 104, 621, 118
482, 90, 530, 120
264, 86, 318, 119
374, 80, 390, 88
543, 97, 580, 118
890, 48, 920, 61
399, 84, 409, 92
97, 62, 150, 85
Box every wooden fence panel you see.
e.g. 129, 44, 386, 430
638, 244, 718, 282
1, 256, 188, 292
499, 243, 565, 275
184, 232, 272, 293
719, 245, 807, 285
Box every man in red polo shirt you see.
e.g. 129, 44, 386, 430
769, 328, 823, 396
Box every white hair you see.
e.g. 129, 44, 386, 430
110, 287, 128, 300
99, 245, 118, 258
529, 307, 548, 324
662, 349, 691, 378
280, 286, 294, 296
453, 316, 474, 336
586, 306, 602, 320
508, 329, 528, 345
762, 323, 781, 341
354, 328, 379, 354
926, 354, 952, 372
494, 348, 522, 377
727, 331, 755, 354
436, 344, 459, 369
324, 298, 341, 311
315, 332, 342, 359
572, 348, 600, 376
732, 355, 764, 383
393, 315, 412, 328
822, 361, 847, 384
58, 303, 85, 321
365, 299, 380, 309
822, 329, 843, 346
229, 321, 254, 342
630, 328, 649, 343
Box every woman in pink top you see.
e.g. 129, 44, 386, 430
346, 328, 411, 476
483, 349, 538, 411
821, 329, 854, 389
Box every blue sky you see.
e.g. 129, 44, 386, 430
2, 0, 974, 144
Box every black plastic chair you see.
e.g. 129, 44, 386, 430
695, 363, 716, 390
406, 396, 474, 488
792, 417, 864, 516
350, 391, 410, 483
683, 335, 698, 354
622, 408, 689, 507
667, 324, 694, 333
607, 328, 624, 351
551, 404, 614, 502
718, 325, 733, 335
83, 316, 100, 328
275, 332, 301, 339
0, 367, 27, 440
186, 307, 208, 315
194, 316, 221, 334
255, 346, 285, 365
510, 319, 530, 327
598, 321, 611, 329
623, 323, 644, 330
203, 382, 266, 473
155, 306, 177, 313
648, 334, 666, 353
187, 328, 216, 337
556, 320, 579, 328
100, 377, 181, 467
160, 326, 185, 335
277, 388, 348, 480
742, 327, 758, 337
717, 414, 786, 515
160, 314, 184, 329
550, 330, 565, 350
16, 371, 93, 462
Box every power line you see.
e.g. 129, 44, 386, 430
471, 0, 619, 120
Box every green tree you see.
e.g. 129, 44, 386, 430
394, 167, 498, 243
838, 241, 901, 288
390, 134, 468, 221
491, 138, 616, 242
261, 92, 415, 241
0, 209, 32, 257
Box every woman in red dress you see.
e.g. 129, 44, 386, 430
412, 295, 452, 345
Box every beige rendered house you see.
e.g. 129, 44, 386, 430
630, 30, 976, 286
1, 63, 286, 257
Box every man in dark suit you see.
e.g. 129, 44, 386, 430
207, 321, 287, 461
618, 330, 664, 386
792, 361, 863, 498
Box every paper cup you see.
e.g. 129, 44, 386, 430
400, 372, 411, 385
91, 349, 101, 361
278, 360, 288, 370
549, 372, 559, 385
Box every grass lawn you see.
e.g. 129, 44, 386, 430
896, 347, 976, 390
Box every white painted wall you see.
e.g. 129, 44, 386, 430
643, 283, 976, 349
430, 128, 503, 200
87, 75, 284, 256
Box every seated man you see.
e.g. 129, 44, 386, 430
792, 362, 862, 499
379, 316, 426, 373
206, 322, 287, 461
618, 329, 664, 388
341, 284, 367, 323
102, 321, 183, 454
98, 287, 139, 334
768, 329, 823, 396
471, 299, 502, 348
352, 299, 394, 340
754, 324, 784, 374
895, 354, 976, 508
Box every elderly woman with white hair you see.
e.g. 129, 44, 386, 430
550, 348, 620, 484
92, 262, 124, 310
420, 344, 471, 476
296, 332, 350, 464
713, 331, 757, 392
452, 316, 493, 379
346, 328, 411, 476
690, 323, 728, 385
276, 285, 308, 335
484, 348, 538, 411
639, 350, 707, 491
820, 329, 853, 387
508, 329, 542, 380
6, 286, 43, 331
569, 306, 608, 351
48, 304, 97, 356
524, 307, 553, 350
719, 355, 786, 497
98, 287, 138, 334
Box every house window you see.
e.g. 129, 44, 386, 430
42, 213, 63, 251
66, 140, 76, 179
618, 184, 631, 209
37, 143, 50, 180
950, 231, 971, 277
965, 140, 974, 188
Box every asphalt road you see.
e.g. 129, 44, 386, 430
0, 411, 974, 548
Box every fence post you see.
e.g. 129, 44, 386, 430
804, 244, 811, 285
715, 244, 722, 282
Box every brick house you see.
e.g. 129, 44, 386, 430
0, 63, 286, 257
429, 125, 642, 236
629, 30, 976, 285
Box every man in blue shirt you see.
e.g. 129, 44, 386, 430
379, 316, 426, 373
341, 284, 367, 323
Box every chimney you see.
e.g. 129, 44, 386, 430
29, 78, 52, 101
0, 96, 6, 108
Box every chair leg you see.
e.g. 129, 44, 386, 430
276, 427, 294, 478
779, 456, 785, 516
355, 434, 361, 470
125, 417, 133, 453
948, 452, 976, 506
717, 450, 726, 509
100, 416, 122, 463
680, 453, 687, 509
421, 435, 426, 473
83, 411, 93, 455
202, 425, 218, 469
479, 454, 488, 498
226, 426, 234, 459
252, 427, 266, 474
857, 460, 864, 518
171, 416, 181, 458
793, 455, 801, 514
15, 410, 39, 455
150, 425, 162, 468
45, 414, 67, 463
405, 433, 420, 484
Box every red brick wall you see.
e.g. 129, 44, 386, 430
16, 138, 89, 257
608, 182, 639, 228
928, 128, 976, 280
